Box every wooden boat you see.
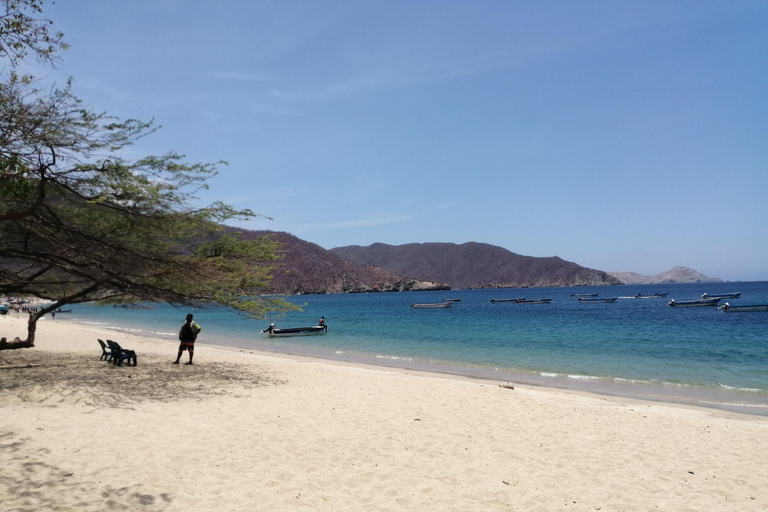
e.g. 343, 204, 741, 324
667, 298, 720, 307
635, 293, 668, 298
514, 298, 553, 304
701, 292, 741, 300
718, 303, 768, 312
0, 304, 8, 314
443, 298, 461, 302
411, 302, 453, 309
571, 293, 598, 297
578, 297, 618, 303
489, 298, 525, 303
260, 324, 328, 337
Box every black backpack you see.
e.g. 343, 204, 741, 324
179, 322, 197, 341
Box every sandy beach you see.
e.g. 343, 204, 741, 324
1, 314, 767, 511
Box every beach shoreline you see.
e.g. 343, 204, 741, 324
34, 307, 768, 417
2, 315, 768, 511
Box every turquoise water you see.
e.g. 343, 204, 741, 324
65, 281, 768, 415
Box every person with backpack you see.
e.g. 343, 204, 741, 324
174, 313, 202, 365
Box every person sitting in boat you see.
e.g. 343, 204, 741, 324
318, 316, 325, 327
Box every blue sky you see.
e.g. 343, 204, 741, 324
35, 1, 767, 281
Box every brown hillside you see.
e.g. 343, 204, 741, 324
331, 242, 622, 289
232, 230, 448, 294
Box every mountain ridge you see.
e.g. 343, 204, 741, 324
331, 242, 622, 289
232, 230, 449, 294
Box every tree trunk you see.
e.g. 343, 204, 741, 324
0, 312, 38, 351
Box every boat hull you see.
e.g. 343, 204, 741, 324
411, 302, 452, 308
667, 299, 720, 307
515, 299, 553, 304
489, 298, 525, 303
262, 326, 328, 337
719, 303, 768, 312
578, 297, 618, 303
702, 292, 741, 300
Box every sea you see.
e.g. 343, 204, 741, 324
61, 281, 768, 416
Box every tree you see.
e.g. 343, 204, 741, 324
0, 1, 296, 350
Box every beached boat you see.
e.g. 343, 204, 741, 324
571, 293, 598, 297
411, 302, 453, 309
701, 292, 741, 300
260, 324, 328, 337
635, 293, 668, 298
718, 303, 768, 312
0, 304, 8, 314
578, 297, 618, 303
667, 298, 720, 307
489, 298, 525, 303
515, 298, 553, 304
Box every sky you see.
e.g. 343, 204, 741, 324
27, 1, 768, 281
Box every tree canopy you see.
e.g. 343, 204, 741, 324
0, 0, 295, 350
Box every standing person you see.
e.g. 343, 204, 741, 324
174, 313, 201, 365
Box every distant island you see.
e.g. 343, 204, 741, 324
607, 266, 722, 285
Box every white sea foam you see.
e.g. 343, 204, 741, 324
718, 383, 762, 393
540, 372, 558, 378
376, 355, 412, 361
568, 374, 600, 380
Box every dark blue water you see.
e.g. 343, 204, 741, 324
66, 281, 768, 415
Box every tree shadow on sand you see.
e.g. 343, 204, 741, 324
0, 350, 286, 409
0, 350, 287, 511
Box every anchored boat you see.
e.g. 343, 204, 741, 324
667, 298, 720, 307
514, 298, 553, 304
701, 292, 741, 300
411, 302, 453, 309
260, 324, 328, 337
578, 297, 618, 303
718, 303, 768, 312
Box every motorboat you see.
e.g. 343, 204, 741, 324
578, 297, 618, 303
701, 292, 741, 300
411, 302, 453, 309
514, 298, 553, 304
489, 298, 525, 303
443, 298, 461, 302
635, 293, 668, 298
260, 324, 328, 337
667, 298, 720, 307
570, 293, 598, 297
718, 303, 768, 312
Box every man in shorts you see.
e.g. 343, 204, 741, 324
174, 313, 201, 365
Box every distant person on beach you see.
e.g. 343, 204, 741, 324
174, 313, 201, 365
